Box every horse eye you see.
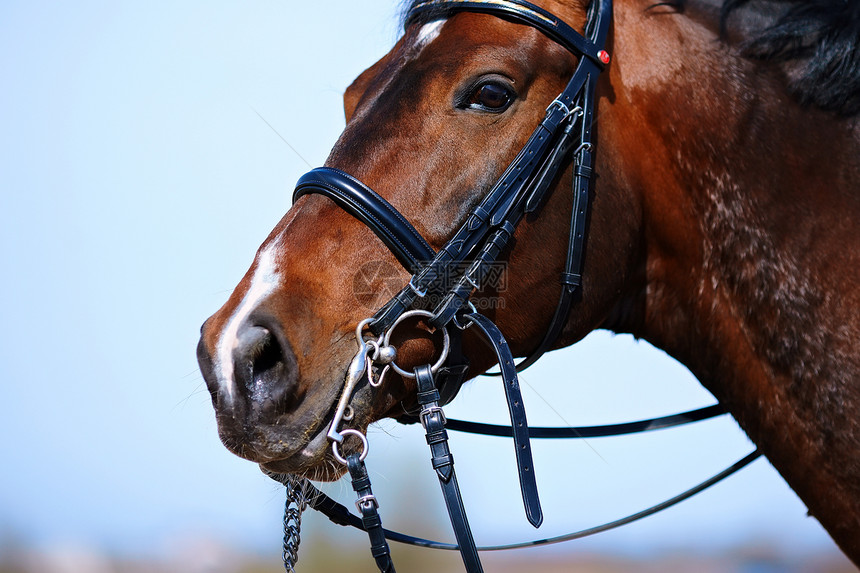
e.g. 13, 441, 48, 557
468, 82, 514, 112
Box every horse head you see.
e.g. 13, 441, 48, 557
197, 0, 860, 562
198, 0, 638, 481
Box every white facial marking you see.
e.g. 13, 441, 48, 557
340, 19, 446, 127
415, 20, 445, 51
214, 243, 280, 402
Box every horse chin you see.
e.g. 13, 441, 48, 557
256, 421, 377, 481
257, 428, 348, 481
251, 384, 380, 482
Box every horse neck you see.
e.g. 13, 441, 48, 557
605, 2, 860, 559
644, 110, 860, 560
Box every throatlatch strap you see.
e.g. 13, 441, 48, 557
464, 313, 543, 528
414, 365, 483, 573
347, 453, 396, 573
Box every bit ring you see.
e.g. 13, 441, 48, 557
331, 428, 369, 464
382, 310, 450, 379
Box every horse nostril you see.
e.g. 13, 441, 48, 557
233, 323, 294, 416
235, 325, 274, 370
252, 330, 282, 379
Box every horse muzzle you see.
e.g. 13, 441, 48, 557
198, 310, 297, 413
196, 311, 376, 478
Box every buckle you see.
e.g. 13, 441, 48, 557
546, 99, 583, 120
420, 405, 447, 429
408, 276, 427, 297
355, 494, 379, 512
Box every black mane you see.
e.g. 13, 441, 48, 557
723, 0, 860, 116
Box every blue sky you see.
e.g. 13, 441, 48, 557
0, 0, 845, 566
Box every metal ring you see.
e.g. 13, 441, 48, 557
331, 428, 369, 464
355, 317, 376, 343
382, 310, 450, 379
452, 302, 478, 330
365, 339, 380, 358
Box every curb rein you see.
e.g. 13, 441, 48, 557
268, 1, 760, 571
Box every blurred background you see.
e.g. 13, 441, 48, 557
0, 1, 853, 572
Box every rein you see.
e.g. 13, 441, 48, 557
273, 0, 760, 571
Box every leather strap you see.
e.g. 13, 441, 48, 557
347, 453, 396, 573
430, 222, 516, 329
414, 365, 483, 573
371, 99, 578, 335
396, 329, 471, 424
407, 0, 608, 67
445, 404, 725, 439
501, 62, 602, 373
294, 167, 435, 273
273, 447, 761, 552
437, 328, 471, 406
463, 313, 543, 528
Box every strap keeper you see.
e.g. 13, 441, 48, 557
370, 543, 390, 558
425, 428, 449, 445
351, 475, 372, 492
432, 453, 454, 470
417, 388, 441, 405
575, 164, 593, 178
560, 272, 581, 286
471, 205, 491, 222
361, 511, 381, 527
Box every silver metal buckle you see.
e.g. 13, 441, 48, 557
463, 271, 479, 289
546, 99, 583, 120
547, 98, 569, 116
355, 494, 379, 512
408, 276, 428, 297
420, 405, 447, 429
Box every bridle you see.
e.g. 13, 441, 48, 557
266, 1, 761, 571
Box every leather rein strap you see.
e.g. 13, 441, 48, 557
269, 447, 760, 553
414, 365, 482, 571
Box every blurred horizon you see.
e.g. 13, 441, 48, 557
0, 1, 853, 571
0, 536, 855, 573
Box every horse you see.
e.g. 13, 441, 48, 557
196, 0, 860, 565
